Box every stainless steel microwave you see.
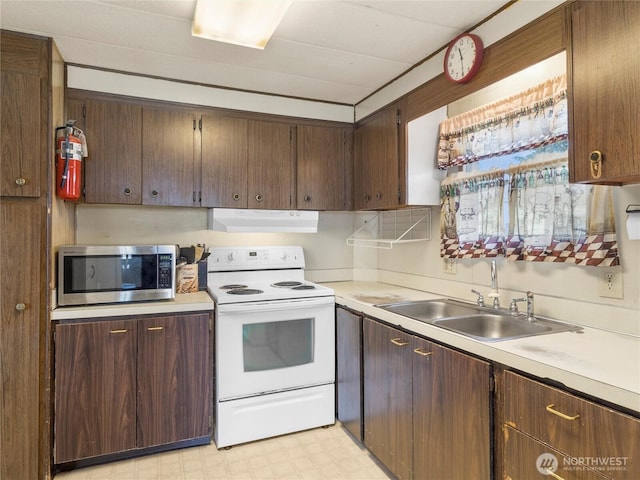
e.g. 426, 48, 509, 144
57, 245, 176, 306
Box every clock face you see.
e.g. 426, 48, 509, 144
444, 34, 483, 83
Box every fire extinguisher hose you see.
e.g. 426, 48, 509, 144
60, 132, 71, 189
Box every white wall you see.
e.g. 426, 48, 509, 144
75, 206, 355, 283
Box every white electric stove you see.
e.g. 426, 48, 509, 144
207, 246, 335, 448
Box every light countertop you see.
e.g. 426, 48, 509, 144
325, 281, 640, 414
51, 291, 214, 321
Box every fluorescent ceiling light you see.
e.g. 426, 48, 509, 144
192, 0, 292, 49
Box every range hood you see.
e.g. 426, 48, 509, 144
208, 208, 319, 233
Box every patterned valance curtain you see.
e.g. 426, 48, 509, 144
438, 74, 619, 267
506, 160, 619, 266
437, 75, 568, 169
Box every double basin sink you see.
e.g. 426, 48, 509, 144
376, 298, 581, 342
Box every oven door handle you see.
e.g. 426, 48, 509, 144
217, 296, 334, 314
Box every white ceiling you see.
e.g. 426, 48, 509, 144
0, 0, 511, 105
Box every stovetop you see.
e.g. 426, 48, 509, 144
207, 246, 334, 304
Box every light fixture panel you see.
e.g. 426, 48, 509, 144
192, 0, 292, 50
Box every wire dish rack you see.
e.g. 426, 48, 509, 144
346, 208, 431, 249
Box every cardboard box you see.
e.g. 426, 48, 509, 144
176, 264, 198, 293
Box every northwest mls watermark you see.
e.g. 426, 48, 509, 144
536, 453, 630, 475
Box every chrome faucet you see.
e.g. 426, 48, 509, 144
526, 291, 535, 321
488, 260, 500, 308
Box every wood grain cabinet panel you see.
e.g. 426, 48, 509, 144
363, 317, 491, 480
569, 1, 640, 184
0, 32, 47, 198
54, 320, 137, 463
137, 313, 211, 448
354, 102, 403, 210
336, 307, 363, 442
504, 425, 608, 480
0, 200, 44, 479
413, 340, 491, 480
54, 313, 212, 464
363, 317, 412, 479
200, 115, 248, 208
69, 97, 143, 204
142, 107, 197, 206
504, 371, 640, 480
247, 120, 295, 209
297, 125, 353, 210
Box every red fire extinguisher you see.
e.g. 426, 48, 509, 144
55, 120, 87, 201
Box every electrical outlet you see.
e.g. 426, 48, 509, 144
597, 269, 623, 299
443, 257, 456, 275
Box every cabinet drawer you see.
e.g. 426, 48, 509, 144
504, 425, 607, 480
505, 371, 640, 480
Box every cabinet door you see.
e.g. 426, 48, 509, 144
142, 107, 197, 206
0, 32, 47, 197
247, 120, 295, 209
363, 318, 413, 480
297, 125, 353, 210
336, 307, 362, 441
505, 371, 640, 480
54, 319, 137, 463
413, 341, 491, 480
80, 98, 143, 204
569, 1, 640, 183
137, 313, 211, 448
504, 425, 607, 480
200, 114, 248, 207
0, 201, 43, 478
354, 104, 400, 210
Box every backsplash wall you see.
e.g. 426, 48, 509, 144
75, 185, 640, 337
374, 184, 640, 336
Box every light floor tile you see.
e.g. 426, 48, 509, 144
54, 424, 392, 480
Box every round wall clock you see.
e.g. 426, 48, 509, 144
444, 33, 484, 84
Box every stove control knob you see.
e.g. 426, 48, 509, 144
280, 251, 288, 260
227, 252, 234, 261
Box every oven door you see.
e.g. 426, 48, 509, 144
216, 296, 335, 401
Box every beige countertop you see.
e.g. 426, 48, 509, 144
51, 291, 214, 321
324, 281, 640, 414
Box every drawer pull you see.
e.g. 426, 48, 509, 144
390, 338, 408, 347
546, 404, 580, 421
413, 347, 432, 357
146, 326, 164, 331
546, 469, 566, 480
109, 329, 128, 334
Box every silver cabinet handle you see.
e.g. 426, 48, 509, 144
124, 187, 131, 196
546, 404, 580, 421
233, 193, 240, 201
390, 338, 408, 347
15, 177, 26, 186
151, 190, 159, 197
304, 195, 311, 202
15, 303, 26, 312
255, 194, 263, 202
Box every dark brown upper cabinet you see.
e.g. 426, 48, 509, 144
67, 96, 143, 204
568, 0, 640, 184
142, 106, 198, 207
297, 124, 353, 211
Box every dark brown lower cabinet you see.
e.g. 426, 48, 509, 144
336, 307, 363, 441
504, 426, 606, 480
54, 312, 212, 464
137, 314, 212, 448
363, 317, 491, 480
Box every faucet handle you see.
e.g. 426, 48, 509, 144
509, 297, 526, 315
471, 289, 485, 307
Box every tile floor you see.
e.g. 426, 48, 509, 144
54, 424, 393, 480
